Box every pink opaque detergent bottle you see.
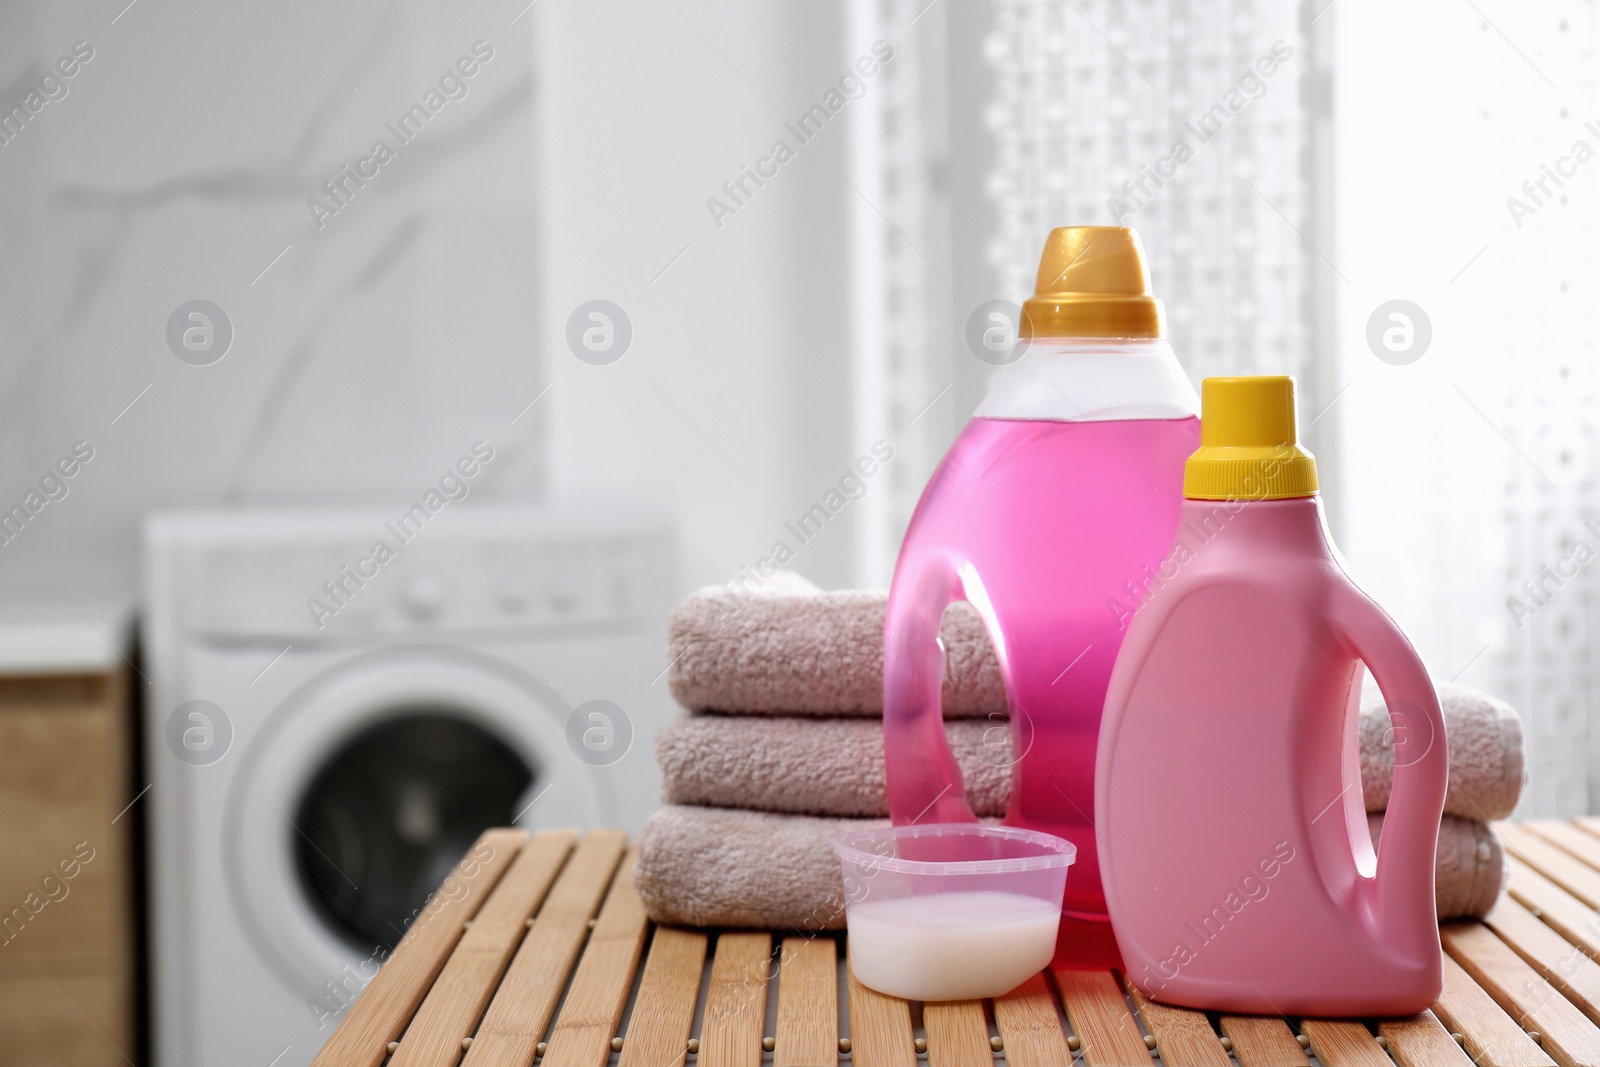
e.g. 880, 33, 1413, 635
883, 227, 1200, 968
1097, 376, 1449, 1016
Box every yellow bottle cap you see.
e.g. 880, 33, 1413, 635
1021, 226, 1165, 339
1184, 376, 1320, 500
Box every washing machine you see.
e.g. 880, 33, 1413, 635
142, 503, 675, 1067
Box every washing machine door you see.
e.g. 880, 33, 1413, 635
225, 647, 613, 995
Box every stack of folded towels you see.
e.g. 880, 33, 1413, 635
634, 573, 1526, 931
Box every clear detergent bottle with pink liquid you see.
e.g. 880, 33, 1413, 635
883, 227, 1200, 968
1097, 376, 1449, 1015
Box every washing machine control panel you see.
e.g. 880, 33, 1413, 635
400, 570, 447, 619
345, 538, 652, 635
187, 514, 672, 641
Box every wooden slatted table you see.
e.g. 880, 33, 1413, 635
313, 820, 1600, 1067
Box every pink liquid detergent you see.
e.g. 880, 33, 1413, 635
884, 414, 1199, 966
884, 227, 1200, 967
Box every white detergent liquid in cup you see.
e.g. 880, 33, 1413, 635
846, 891, 1062, 1002
834, 824, 1074, 1002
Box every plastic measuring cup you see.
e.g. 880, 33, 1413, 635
834, 824, 1075, 1001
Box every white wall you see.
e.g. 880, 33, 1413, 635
0, 0, 869, 607
534, 0, 866, 596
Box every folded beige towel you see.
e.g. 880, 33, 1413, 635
1367, 813, 1508, 921
633, 806, 1507, 930
668, 573, 1001, 717
667, 577, 1525, 821
1360, 684, 1525, 822
658, 693, 1524, 821
658, 716, 1013, 818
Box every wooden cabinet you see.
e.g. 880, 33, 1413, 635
0, 671, 136, 1066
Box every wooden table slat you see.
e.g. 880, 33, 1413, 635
1498, 824, 1600, 909
309, 827, 527, 1067
1124, 977, 1230, 1067
923, 1000, 991, 1067
533, 850, 651, 1067
774, 937, 836, 1067
1054, 968, 1154, 1067
845, 966, 917, 1067
699, 933, 771, 1067
1432, 950, 1556, 1067
1220, 1016, 1311, 1067
1528, 821, 1600, 875
392, 830, 576, 1067
1378, 1010, 1476, 1067
1302, 1021, 1393, 1067
1508, 856, 1600, 962
1486, 898, 1600, 1025
1442, 920, 1600, 1067
617, 927, 707, 1067
461, 829, 629, 1067
994, 973, 1072, 1067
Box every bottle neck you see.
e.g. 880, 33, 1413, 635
974, 337, 1199, 422
1176, 495, 1331, 561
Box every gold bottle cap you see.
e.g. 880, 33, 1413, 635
1021, 226, 1165, 339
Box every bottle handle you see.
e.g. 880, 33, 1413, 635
882, 553, 980, 826
1331, 585, 1448, 954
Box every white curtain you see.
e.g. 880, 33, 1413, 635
1336, 1, 1597, 816
861, 0, 1321, 559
